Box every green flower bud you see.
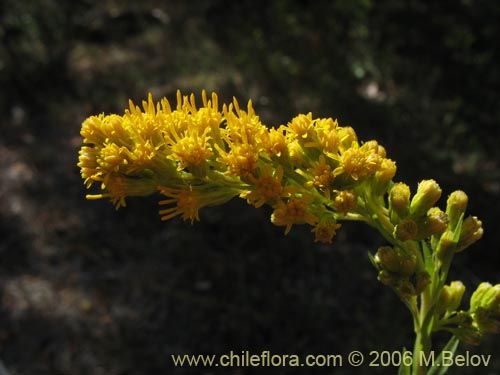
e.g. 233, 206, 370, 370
473, 307, 500, 334
413, 271, 431, 294
470, 282, 493, 312
436, 230, 456, 260
398, 279, 416, 299
415, 207, 448, 240
378, 270, 397, 286
394, 219, 418, 241
375, 246, 400, 273
446, 190, 468, 230
456, 216, 483, 252
389, 182, 410, 219
409, 179, 442, 217
375, 246, 416, 277
399, 254, 417, 277
437, 281, 465, 315
479, 284, 500, 313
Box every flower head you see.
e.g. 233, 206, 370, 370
168, 127, 213, 171
261, 126, 288, 158
333, 189, 357, 214
271, 195, 319, 234
333, 141, 385, 182
287, 113, 314, 140
241, 165, 287, 208
311, 217, 342, 244
158, 187, 201, 223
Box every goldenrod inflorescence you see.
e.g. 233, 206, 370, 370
78, 90, 499, 374
78, 90, 397, 242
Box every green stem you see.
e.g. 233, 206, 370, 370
413, 288, 433, 375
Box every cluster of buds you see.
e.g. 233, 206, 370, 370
470, 283, 500, 335
434, 281, 500, 346
374, 245, 430, 299
78, 91, 397, 243
373, 180, 483, 299
387, 181, 483, 254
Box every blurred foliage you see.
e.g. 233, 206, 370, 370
1, 0, 499, 374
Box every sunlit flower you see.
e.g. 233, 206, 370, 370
98, 142, 128, 174
167, 127, 213, 171
311, 217, 342, 244
241, 165, 285, 208
126, 140, 158, 173
333, 189, 357, 214
304, 118, 339, 156
158, 184, 241, 224
78, 146, 100, 188
87, 173, 157, 209
158, 186, 201, 223
337, 126, 358, 152
373, 158, 397, 194
271, 195, 318, 234
223, 98, 266, 147
216, 142, 259, 177
306, 155, 334, 199
287, 113, 315, 140
333, 141, 385, 181
334, 147, 369, 181
261, 126, 288, 157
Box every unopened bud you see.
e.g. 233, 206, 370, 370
446, 190, 468, 230
375, 246, 416, 277
478, 284, 500, 314
473, 307, 500, 334
389, 182, 410, 219
337, 127, 358, 152
399, 254, 417, 277
470, 282, 493, 312
414, 272, 431, 294
437, 281, 466, 315
416, 207, 448, 240
333, 190, 357, 214
456, 216, 483, 252
398, 280, 417, 299
378, 270, 397, 286
375, 246, 400, 273
410, 179, 442, 217
373, 159, 397, 195
394, 219, 418, 241
436, 230, 456, 260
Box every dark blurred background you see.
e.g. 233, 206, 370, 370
1, 1, 499, 374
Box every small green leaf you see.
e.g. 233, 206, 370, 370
367, 251, 379, 270
451, 214, 464, 243
425, 335, 459, 375
421, 240, 434, 275
398, 347, 411, 375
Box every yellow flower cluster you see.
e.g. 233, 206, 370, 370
78, 90, 399, 243
78, 90, 492, 351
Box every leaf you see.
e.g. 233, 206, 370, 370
398, 347, 411, 375
452, 214, 464, 243
425, 335, 459, 375
367, 251, 380, 270
421, 240, 434, 275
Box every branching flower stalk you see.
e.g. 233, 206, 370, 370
78, 91, 499, 375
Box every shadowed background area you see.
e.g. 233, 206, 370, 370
1, 1, 499, 374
